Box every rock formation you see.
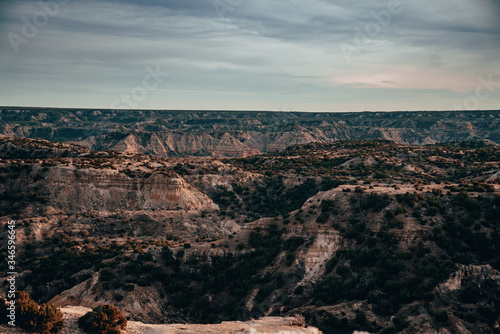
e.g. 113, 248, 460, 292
1, 108, 499, 157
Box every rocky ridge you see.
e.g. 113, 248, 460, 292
1, 108, 499, 157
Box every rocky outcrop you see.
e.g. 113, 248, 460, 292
436, 264, 500, 296
45, 166, 218, 212
49, 273, 166, 324
403, 265, 500, 334
298, 230, 341, 285
1, 306, 323, 334
109, 134, 143, 154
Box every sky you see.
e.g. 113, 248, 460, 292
0, 0, 499, 112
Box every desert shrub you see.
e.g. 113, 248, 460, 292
255, 283, 274, 303
425, 206, 439, 216
283, 237, 306, 251
316, 199, 337, 223
455, 192, 481, 213
320, 199, 335, 212
36, 304, 65, 334
359, 193, 391, 212
316, 212, 328, 223
161, 247, 180, 267
320, 178, 344, 191
0, 297, 9, 324
396, 192, 423, 207
15, 291, 64, 333
99, 268, 115, 282
435, 309, 449, 323
355, 310, 368, 326
355, 186, 365, 193
392, 316, 410, 331
285, 251, 295, 266
294, 285, 304, 295
79, 304, 127, 334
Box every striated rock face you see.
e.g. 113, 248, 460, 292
46, 166, 218, 212
435, 264, 500, 311
212, 133, 262, 157
413, 264, 500, 334
298, 230, 341, 285
2, 135, 500, 334
1, 108, 499, 157
109, 134, 144, 154
49, 273, 166, 324
437, 264, 500, 295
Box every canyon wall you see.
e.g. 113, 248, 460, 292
1, 109, 499, 157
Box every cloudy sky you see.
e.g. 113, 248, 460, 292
0, 0, 499, 111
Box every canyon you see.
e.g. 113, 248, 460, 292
0, 112, 500, 334
1, 108, 499, 157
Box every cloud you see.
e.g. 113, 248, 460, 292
0, 0, 499, 111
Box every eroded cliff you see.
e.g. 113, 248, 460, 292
1, 108, 499, 157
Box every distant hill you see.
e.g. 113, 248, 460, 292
1, 108, 499, 157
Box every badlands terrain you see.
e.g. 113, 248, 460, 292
1, 108, 499, 157
0, 109, 500, 334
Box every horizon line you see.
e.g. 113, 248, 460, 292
1, 106, 499, 114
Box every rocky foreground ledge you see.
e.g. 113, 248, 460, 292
0, 306, 323, 334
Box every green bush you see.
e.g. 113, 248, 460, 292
79, 305, 127, 334
359, 193, 391, 212
316, 212, 328, 223
100, 268, 115, 282
426, 206, 439, 216
285, 252, 295, 266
